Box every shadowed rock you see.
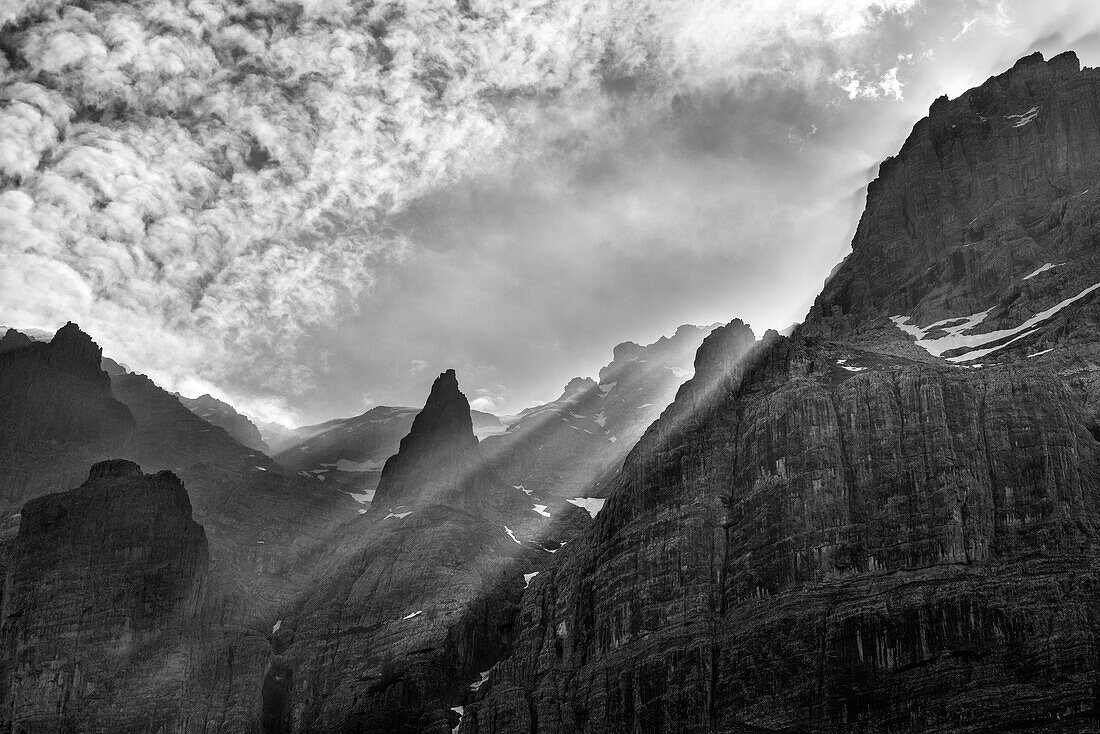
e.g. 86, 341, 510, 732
0, 461, 209, 731
461, 51, 1100, 734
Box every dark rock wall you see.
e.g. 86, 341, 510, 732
0, 462, 209, 732
462, 52, 1100, 734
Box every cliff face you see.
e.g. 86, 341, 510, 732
0, 326, 362, 731
462, 52, 1100, 734
179, 393, 270, 453
0, 324, 134, 525
273, 371, 543, 733
480, 324, 721, 533
0, 460, 209, 732
273, 405, 421, 500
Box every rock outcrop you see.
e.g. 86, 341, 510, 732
480, 324, 720, 526
0, 461, 208, 731
273, 370, 541, 732
179, 393, 269, 452
461, 51, 1100, 734
0, 324, 134, 526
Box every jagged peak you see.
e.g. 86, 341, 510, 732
83, 459, 143, 483
0, 328, 33, 353
559, 377, 597, 402
692, 318, 757, 387
52, 321, 93, 344
371, 369, 486, 511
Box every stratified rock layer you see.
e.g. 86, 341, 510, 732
0, 324, 134, 525
275, 370, 540, 733
179, 393, 270, 452
0, 461, 209, 732
463, 52, 1100, 734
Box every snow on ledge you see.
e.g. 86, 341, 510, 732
1023, 262, 1062, 280
891, 282, 1100, 363
401, 610, 422, 620
1006, 106, 1039, 128
523, 572, 539, 588
567, 497, 607, 519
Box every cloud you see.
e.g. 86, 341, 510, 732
831, 65, 905, 99
0, 0, 940, 420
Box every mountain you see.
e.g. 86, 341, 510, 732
0, 323, 363, 730
273, 404, 502, 502
0, 460, 209, 730
461, 51, 1100, 733
0, 324, 134, 528
479, 323, 718, 528
178, 393, 269, 452
271, 370, 543, 732
107, 369, 360, 611
272, 406, 421, 498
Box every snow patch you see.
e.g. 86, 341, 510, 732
451, 707, 464, 734
254, 466, 267, 471
348, 490, 374, 504
598, 381, 617, 395
322, 458, 387, 472
891, 284, 1100, 362
1027, 348, 1053, 358
594, 411, 607, 427
401, 610, 422, 620
523, 572, 539, 588
1006, 106, 1039, 128
668, 366, 692, 380
469, 670, 490, 691
637, 403, 653, 409
568, 497, 606, 519
383, 510, 413, 520
272, 619, 282, 633
1023, 262, 1062, 280
504, 526, 521, 544
532, 504, 550, 518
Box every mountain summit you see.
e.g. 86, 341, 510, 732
463, 51, 1100, 734
372, 368, 484, 510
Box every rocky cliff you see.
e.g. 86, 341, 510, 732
273, 405, 422, 501
0, 460, 209, 732
0, 324, 134, 527
461, 51, 1100, 734
271, 370, 545, 733
480, 324, 720, 539
0, 325, 362, 730
179, 393, 270, 453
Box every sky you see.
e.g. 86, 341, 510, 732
4, 0, 1100, 425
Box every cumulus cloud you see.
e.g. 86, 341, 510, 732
0, 0, 932, 421
831, 65, 905, 99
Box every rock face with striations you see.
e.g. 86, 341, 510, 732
0, 460, 209, 731
479, 324, 721, 542
0, 324, 134, 525
462, 52, 1100, 734
0, 324, 361, 731
272, 370, 541, 733
178, 393, 270, 452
